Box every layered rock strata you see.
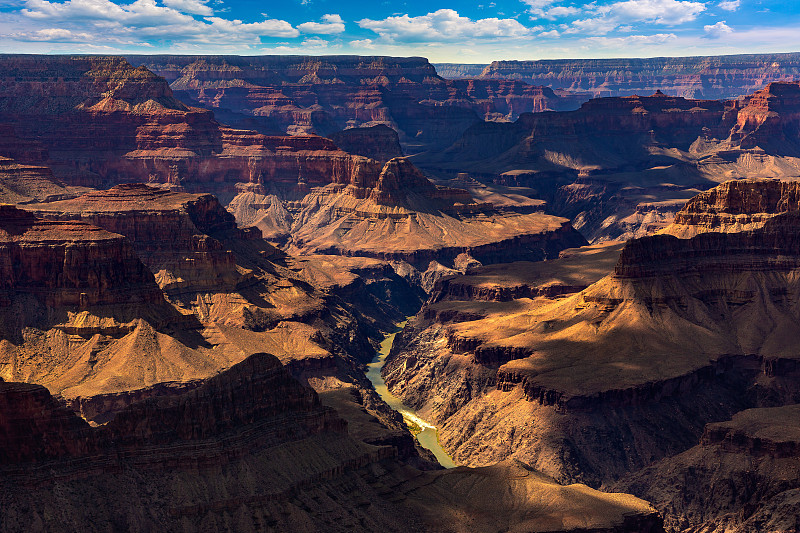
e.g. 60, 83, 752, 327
233, 157, 588, 273
416, 83, 800, 241
382, 181, 800, 488
615, 405, 800, 532
479, 53, 800, 99
127, 54, 580, 152
28, 184, 244, 296
0, 156, 89, 204
0, 352, 664, 533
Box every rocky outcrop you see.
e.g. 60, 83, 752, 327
382, 182, 800, 487
615, 405, 800, 532
479, 53, 800, 99
0, 352, 663, 533
127, 55, 579, 153
416, 83, 800, 242
0, 156, 89, 204
28, 184, 243, 296
664, 179, 800, 238
329, 124, 404, 162
0, 205, 162, 310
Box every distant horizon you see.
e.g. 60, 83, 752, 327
1, 1, 799, 62
3, 50, 800, 64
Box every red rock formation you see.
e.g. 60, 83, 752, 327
329, 124, 404, 161
127, 55, 578, 152
0, 205, 162, 309
479, 53, 800, 99
0, 156, 89, 203
28, 184, 243, 295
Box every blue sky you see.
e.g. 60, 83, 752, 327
1, 0, 799, 61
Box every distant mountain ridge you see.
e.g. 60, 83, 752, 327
476, 52, 800, 100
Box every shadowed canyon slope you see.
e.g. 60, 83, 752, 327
415, 81, 800, 241
229, 157, 587, 273
382, 180, 800, 491
126, 55, 583, 153
0, 352, 663, 533
477, 53, 800, 100
615, 405, 800, 532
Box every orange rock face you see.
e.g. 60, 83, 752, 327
0, 205, 162, 308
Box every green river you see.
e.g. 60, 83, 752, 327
365, 324, 457, 469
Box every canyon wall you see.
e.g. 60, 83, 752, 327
382, 180, 800, 490
0, 351, 664, 532
416, 82, 800, 242
126, 54, 581, 152
479, 53, 800, 99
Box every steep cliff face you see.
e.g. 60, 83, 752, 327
664, 179, 800, 238
126, 55, 579, 153
0, 55, 390, 199
615, 405, 800, 533
329, 124, 404, 161
383, 182, 800, 487
417, 84, 800, 242
479, 53, 800, 99
0, 352, 664, 533
28, 184, 242, 296
0, 205, 162, 310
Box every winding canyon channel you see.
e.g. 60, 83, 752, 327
366, 324, 457, 469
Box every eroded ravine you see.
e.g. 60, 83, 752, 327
366, 322, 457, 468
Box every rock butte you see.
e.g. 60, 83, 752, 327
615, 405, 800, 532
383, 179, 800, 488
415, 82, 800, 242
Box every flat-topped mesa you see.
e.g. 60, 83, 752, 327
663, 179, 800, 238
27, 184, 242, 295
128, 55, 441, 86
329, 124, 404, 162
0, 205, 162, 308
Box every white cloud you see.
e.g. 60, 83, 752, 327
718, 0, 740, 11
20, 0, 300, 42
15, 27, 94, 40
568, 16, 619, 35
567, 0, 705, 35
358, 9, 532, 42
349, 38, 376, 49
538, 29, 560, 37
162, 0, 210, 15
541, 5, 581, 19
586, 32, 678, 46
598, 0, 706, 25
297, 13, 344, 34
704, 20, 733, 38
